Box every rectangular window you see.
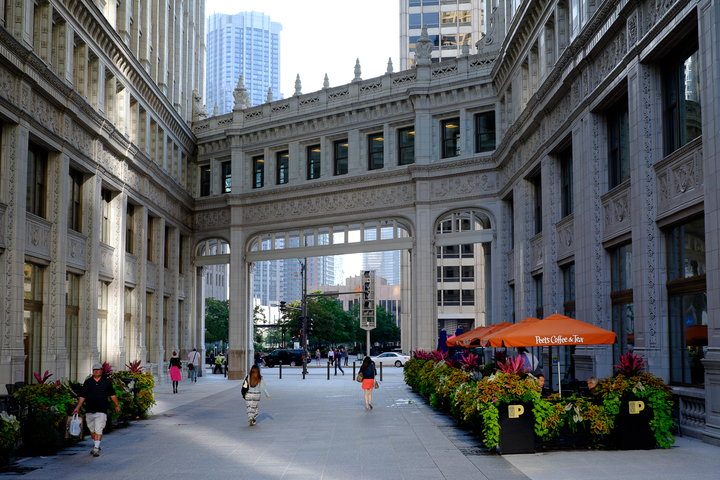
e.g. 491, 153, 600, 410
307, 145, 321, 180
608, 101, 630, 189
200, 165, 211, 196
462, 289, 475, 306
68, 168, 83, 232
222, 161, 232, 193
125, 203, 134, 254
101, 189, 111, 244
534, 274, 543, 319
610, 243, 634, 360
532, 174, 542, 235
26, 143, 47, 218
276, 151, 289, 184
334, 140, 349, 175
475, 111, 496, 153
663, 48, 701, 156
164, 226, 170, 268
562, 263, 576, 316
66, 272, 80, 380
368, 134, 384, 170
147, 217, 154, 262
252, 155, 264, 188
398, 127, 415, 165
666, 217, 706, 385
24, 263, 44, 384
507, 197, 515, 250
441, 118, 460, 158
560, 149, 574, 217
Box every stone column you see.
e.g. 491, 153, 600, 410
78, 171, 102, 379
0, 123, 31, 383
45, 151, 70, 380
400, 249, 411, 353
699, 0, 720, 446
411, 184, 436, 352
228, 220, 250, 380
195, 264, 206, 377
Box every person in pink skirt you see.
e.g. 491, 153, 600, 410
168, 351, 182, 393
359, 356, 377, 409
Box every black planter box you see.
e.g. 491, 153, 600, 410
498, 401, 535, 454
615, 394, 655, 450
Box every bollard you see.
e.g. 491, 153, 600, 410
279, 362, 282, 379
380, 362, 383, 381
353, 361, 356, 380
327, 360, 330, 380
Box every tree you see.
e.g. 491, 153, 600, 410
205, 298, 229, 344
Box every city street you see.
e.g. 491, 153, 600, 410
3, 365, 719, 480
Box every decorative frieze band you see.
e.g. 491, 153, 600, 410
656, 141, 703, 217
25, 215, 52, 261
66, 229, 87, 271
602, 182, 631, 241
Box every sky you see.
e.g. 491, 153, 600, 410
205, 0, 400, 97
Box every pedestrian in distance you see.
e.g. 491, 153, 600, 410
328, 348, 335, 366
254, 350, 264, 371
244, 364, 270, 426
168, 351, 182, 393
335, 348, 344, 376
72, 363, 121, 457
315, 349, 321, 366
360, 356, 376, 410
344, 347, 349, 366
187, 348, 201, 383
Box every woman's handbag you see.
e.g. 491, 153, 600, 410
68, 414, 82, 437
374, 380, 380, 389
356, 372, 364, 383
241, 376, 249, 398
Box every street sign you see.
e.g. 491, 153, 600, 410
360, 270, 376, 331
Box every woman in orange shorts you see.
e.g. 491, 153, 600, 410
359, 356, 376, 409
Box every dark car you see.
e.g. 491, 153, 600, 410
262, 349, 304, 367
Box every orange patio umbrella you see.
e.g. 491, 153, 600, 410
451, 322, 513, 348
483, 317, 541, 348
498, 313, 617, 348
493, 313, 616, 396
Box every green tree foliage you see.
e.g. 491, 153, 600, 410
205, 298, 229, 343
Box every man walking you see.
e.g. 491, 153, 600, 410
335, 348, 344, 376
187, 348, 201, 382
72, 363, 121, 457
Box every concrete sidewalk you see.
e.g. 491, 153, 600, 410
2, 367, 718, 479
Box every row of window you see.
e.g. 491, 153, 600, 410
26, 141, 185, 273
196, 112, 496, 194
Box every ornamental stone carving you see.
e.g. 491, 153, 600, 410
243, 185, 415, 224
414, 26, 433, 66
431, 173, 498, 199
196, 210, 231, 230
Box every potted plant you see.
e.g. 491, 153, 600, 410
12, 372, 78, 455
0, 412, 21, 465
595, 351, 674, 449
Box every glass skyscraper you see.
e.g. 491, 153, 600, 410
206, 11, 282, 113
399, 0, 485, 70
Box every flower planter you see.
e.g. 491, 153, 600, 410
615, 394, 655, 450
498, 401, 535, 454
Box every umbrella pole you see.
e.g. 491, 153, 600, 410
557, 350, 562, 397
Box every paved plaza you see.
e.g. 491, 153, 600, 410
3, 365, 719, 480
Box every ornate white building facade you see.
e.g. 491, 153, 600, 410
0, 0, 206, 384
2, 0, 720, 447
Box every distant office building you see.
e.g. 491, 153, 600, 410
206, 11, 282, 113
399, 0, 485, 70
363, 251, 401, 285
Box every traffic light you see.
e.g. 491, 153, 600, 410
298, 328, 303, 338
297, 316, 305, 330
360, 270, 376, 330
279, 301, 286, 312
306, 317, 313, 336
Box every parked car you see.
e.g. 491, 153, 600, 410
370, 352, 411, 367
262, 349, 305, 367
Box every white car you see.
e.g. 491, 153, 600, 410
370, 352, 411, 367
